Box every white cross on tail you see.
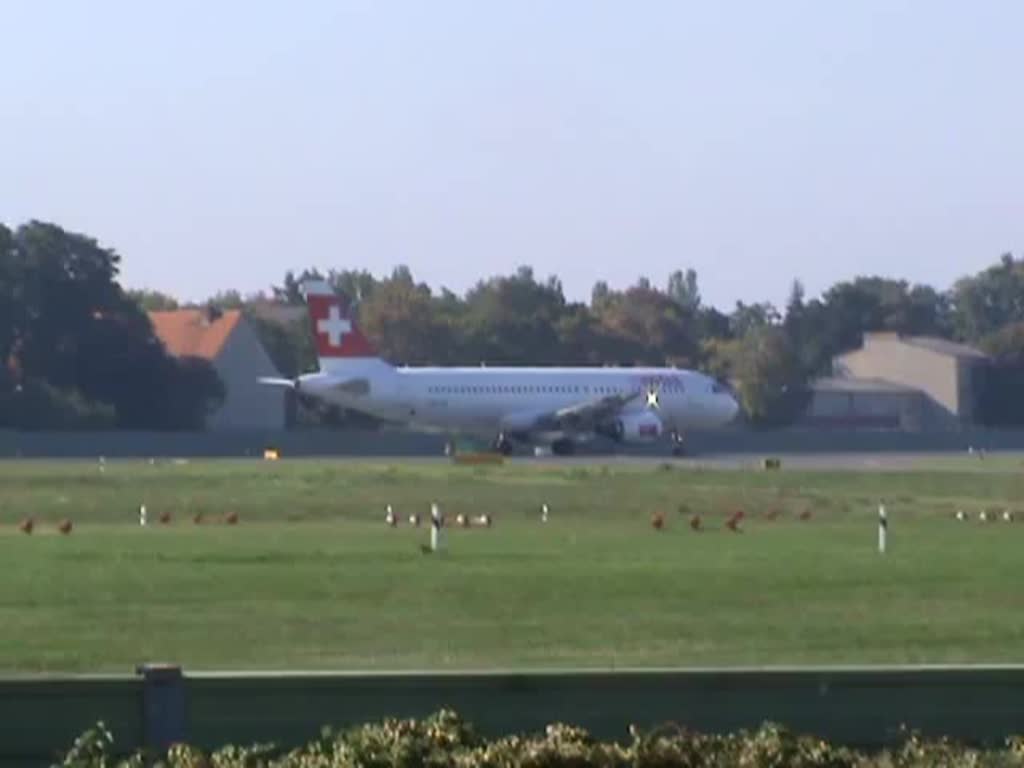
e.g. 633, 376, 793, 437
317, 305, 352, 347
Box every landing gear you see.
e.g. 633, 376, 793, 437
551, 438, 576, 456
670, 431, 686, 457
493, 434, 515, 456
443, 440, 455, 457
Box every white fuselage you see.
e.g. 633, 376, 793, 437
295, 362, 737, 442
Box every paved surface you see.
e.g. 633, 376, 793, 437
289, 450, 1024, 471
505, 451, 1010, 470
12, 450, 1023, 472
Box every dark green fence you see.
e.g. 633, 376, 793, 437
4, 665, 1024, 765
4, 426, 1024, 459
0, 675, 142, 766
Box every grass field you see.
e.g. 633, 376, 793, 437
2, 457, 1024, 673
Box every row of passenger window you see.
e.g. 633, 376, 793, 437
426, 383, 684, 395
429, 384, 598, 395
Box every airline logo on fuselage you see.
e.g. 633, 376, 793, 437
631, 374, 685, 390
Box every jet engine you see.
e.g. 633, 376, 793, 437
599, 410, 664, 443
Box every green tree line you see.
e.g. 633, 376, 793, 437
7, 218, 1024, 429
0, 221, 225, 430
242, 255, 1024, 427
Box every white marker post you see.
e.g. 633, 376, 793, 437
878, 503, 887, 554
541, 503, 549, 523
430, 502, 445, 552
139, 504, 147, 527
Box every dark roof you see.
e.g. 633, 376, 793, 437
247, 302, 306, 326
860, 332, 987, 360
900, 336, 988, 360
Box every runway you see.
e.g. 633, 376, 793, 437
501, 450, 1022, 471
3, 448, 1021, 473
296, 448, 1023, 472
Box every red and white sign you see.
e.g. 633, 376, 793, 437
306, 293, 376, 358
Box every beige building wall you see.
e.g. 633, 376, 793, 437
834, 333, 977, 427
207, 318, 286, 431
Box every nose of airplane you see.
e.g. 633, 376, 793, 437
722, 393, 740, 424
724, 397, 741, 421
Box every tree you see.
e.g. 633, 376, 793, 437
724, 325, 810, 428
127, 289, 179, 311
11, 221, 128, 389
205, 290, 247, 309
667, 268, 701, 314
730, 301, 780, 337
0, 378, 116, 429
327, 269, 378, 304
951, 253, 1024, 341
2, 220, 224, 430
357, 267, 452, 365
783, 276, 953, 376
273, 269, 323, 305
155, 356, 226, 429
553, 304, 608, 365
0, 224, 19, 376
248, 312, 316, 379
591, 279, 698, 366
784, 280, 805, 323
694, 307, 733, 347
458, 266, 568, 365
979, 321, 1024, 366
702, 336, 742, 382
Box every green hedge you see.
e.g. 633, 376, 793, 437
55, 710, 1024, 768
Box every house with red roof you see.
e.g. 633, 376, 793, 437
149, 306, 286, 430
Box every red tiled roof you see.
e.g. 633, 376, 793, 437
149, 309, 242, 360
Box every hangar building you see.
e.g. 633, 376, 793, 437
149, 306, 287, 431
803, 332, 989, 431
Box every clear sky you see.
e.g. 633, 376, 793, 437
2, 1, 1021, 310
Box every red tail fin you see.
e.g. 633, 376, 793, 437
302, 281, 376, 359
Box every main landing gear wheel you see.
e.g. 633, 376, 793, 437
670, 431, 686, 457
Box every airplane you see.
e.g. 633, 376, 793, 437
260, 280, 740, 456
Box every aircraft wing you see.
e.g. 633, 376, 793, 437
550, 390, 643, 431
506, 390, 642, 434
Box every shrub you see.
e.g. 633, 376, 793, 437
53, 712, 1024, 768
